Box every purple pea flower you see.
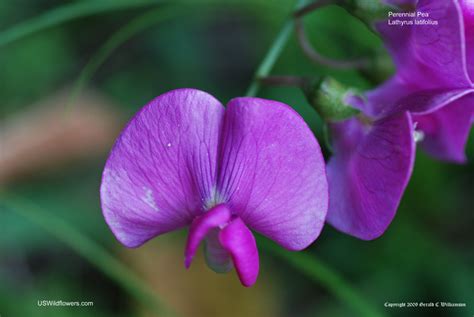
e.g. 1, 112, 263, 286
325, 0, 474, 239
100, 89, 328, 287
363, 0, 474, 163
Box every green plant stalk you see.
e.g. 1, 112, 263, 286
244, 19, 292, 96
245, 1, 304, 96
1, 195, 177, 317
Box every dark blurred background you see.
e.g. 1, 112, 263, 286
0, 1, 473, 317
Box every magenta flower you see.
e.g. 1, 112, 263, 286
326, 108, 415, 240
100, 89, 328, 287
362, 0, 474, 163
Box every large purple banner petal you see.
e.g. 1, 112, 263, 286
217, 97, 328, 250
101, 89, 224, 247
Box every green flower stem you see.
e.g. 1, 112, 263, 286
258, 238, 385, 317
1, 194, 177, 317
245, 0, 309, 97
244, 18, 293, 96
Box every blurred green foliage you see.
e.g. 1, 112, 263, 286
1, 1, 473, 317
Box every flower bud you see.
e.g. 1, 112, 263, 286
305, 77, 360, 122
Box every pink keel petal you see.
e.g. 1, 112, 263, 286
219, 218, 259, 287
185, 204, 231, 268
